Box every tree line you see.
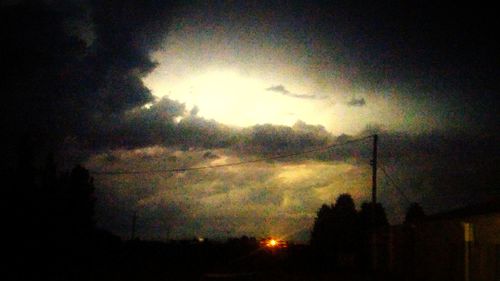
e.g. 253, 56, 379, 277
310, 193, 425, 269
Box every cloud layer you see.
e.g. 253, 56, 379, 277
86, 128, 498, 241
2, 0, 176, 159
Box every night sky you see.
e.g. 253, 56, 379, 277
2, 0, 498, 241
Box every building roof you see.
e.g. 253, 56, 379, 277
427, 197, 500, 221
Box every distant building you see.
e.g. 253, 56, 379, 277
386, 199, 500, 281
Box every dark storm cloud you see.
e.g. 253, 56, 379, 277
295, 0, 498, 133
92, 99, 334, 155
89, 0, 177, 113
238, 122, 332, 156
311, 0, 498, 90
266, 85, 327, 100
347, 97, 366, 107
1, 0, 176, 161
88, 96, 237, 150
4, 0, 342, 160
4, 0, 496, 158
88, 97, 186, 149
375, 131, 498, 214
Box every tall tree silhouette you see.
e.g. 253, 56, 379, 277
310, 203, 335, 260
311, 195, 390, 269
331, 194, 359, 254
7, 145, 97, 280
358, 202, 388, 228
310, 193, 360, 267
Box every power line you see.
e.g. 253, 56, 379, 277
92, 135, 372, 175
379, 164, 411, 205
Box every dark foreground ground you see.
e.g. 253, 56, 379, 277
9, 234, 387, 281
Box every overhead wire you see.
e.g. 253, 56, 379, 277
92, 135, 373, 175
379, 164, 411, 205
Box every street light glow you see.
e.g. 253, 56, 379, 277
268, 239, 277, 247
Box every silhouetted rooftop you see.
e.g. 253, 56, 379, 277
427, 197, 500, 221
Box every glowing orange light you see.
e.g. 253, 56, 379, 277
268, 239, 277, 247
260, 237, 288, 249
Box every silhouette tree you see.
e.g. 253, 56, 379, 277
335, 193, 356, 212
310, 193, 360, 268
331, 194, 360, 267
310, 199, 389, 270
358, 202, 388, 229
405, 202, 425, 224
56, 165, 96, 237
332, 194, 358, 248
7, 142, 99, 279
310, 203, 334, 257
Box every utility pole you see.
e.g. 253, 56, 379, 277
463, 223, 474, 281
371, 134, 378, 205
371, 134, 378, 272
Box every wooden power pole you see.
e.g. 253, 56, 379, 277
371, 134, 378, 205
371, 134, 378, 272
